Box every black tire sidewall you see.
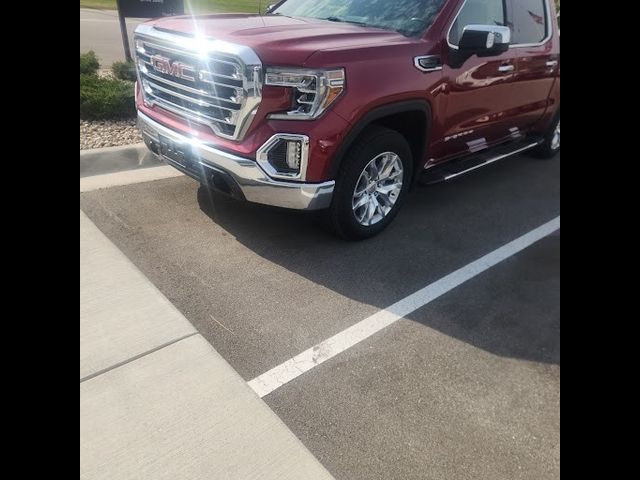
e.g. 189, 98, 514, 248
329, 127, 413, 239
547, 113, 560, 154
549, 114, 560, 154
533, 111, 560, 158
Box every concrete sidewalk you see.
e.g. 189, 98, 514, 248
80, 210, 333, 479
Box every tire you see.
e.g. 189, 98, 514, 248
325, 126, 413, 240
531, 112, 560, 158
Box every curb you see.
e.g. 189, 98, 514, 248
80, 143, 164, 178
80, 166, 183, 193
80, 142, 146, 157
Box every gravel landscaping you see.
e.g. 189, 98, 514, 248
80, 65, 141, 150
80, 119, 142, 150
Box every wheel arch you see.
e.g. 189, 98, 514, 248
328, 100, 432, 182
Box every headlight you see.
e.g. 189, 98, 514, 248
265, 68, 345, 120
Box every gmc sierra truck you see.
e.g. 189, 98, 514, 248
135, 0, 560, 239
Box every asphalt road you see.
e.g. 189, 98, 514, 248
80, 151, 560, 480
80, 8, 145, 67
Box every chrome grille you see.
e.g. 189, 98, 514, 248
134, 25, 262, 141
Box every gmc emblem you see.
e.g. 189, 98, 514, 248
150, 55, 195, 82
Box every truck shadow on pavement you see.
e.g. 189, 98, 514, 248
195, 154, 560, 365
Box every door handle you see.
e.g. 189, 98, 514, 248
546, 60, 558, 67
498, 64, 514, 72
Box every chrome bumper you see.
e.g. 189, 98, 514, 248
137, 112, 334, 210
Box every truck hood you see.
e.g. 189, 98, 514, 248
146, 14, 417, 66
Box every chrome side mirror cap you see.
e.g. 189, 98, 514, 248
449, 25, 511, 67
459, 25, 511, 55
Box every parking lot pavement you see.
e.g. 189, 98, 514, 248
265, 233, 559, 480
80, 151, 560, 479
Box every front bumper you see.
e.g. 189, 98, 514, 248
137, 112, 335, 210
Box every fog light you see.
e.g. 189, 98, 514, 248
256, 134, 310, 181
286, 141, 302, 170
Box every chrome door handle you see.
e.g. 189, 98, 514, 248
498, 64, 514, 72
546, 60, 558, 67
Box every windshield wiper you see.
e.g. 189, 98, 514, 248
323, 16, 367, 26
323, 16, 400, 33
266, 11, 300, 19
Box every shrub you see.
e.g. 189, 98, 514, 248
80, 51, 100, 76
80, 74, 136, 120
112, 60, 137, 82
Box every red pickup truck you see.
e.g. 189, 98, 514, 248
135, 0, 560, 239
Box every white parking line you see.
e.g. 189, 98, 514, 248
248, 216, 560, 398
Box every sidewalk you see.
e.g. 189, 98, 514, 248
80, 210, 334, 479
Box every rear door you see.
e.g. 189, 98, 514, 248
433, 0, 520, 162
507, 0, 559, 132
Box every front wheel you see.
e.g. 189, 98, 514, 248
326, 126, 413, 240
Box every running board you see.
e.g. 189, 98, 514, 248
420, 139, 542, 185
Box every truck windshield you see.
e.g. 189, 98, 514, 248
270, 0, 447, 37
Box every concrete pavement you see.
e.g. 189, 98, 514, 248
80, 165, 182, 192
80, 150, 560, 479
80, 210, 334, 479
80, 143, 162, 178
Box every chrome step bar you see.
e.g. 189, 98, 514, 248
421, 139, 542, 185
443, 141, 539, 181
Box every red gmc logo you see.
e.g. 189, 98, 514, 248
150, 55, 195, 82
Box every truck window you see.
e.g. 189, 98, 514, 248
449, 0, 506, 46
511, 0, 548, 45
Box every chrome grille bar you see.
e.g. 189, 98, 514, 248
143, 79, 239, 113
142, 85, 238, 125
140, 68, 243, 104
134, 24, 263, 141
137, 54, 245, 93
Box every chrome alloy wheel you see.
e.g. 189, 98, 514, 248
551, 120, 560, 150
352, 152, 404, 226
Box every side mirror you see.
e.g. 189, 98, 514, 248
459, 25, 511, 56
265, 4, 277, 13
449, 25, 511, 68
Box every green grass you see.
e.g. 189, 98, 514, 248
188, 0, 262, 12
80, 0, 116, 9
80, 0, 262, 13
